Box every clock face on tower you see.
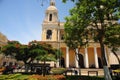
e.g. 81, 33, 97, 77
46, 30, 52, 40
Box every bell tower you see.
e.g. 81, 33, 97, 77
41, 0, 59, 41
43, 0, 58, 23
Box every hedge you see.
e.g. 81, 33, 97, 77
66, 75, 105, 80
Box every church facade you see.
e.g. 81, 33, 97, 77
41, 0, 119, 68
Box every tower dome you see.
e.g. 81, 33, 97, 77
46, 0, 57, 11
47, 6, 57, 11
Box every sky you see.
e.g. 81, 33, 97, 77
0, 0, 74, 44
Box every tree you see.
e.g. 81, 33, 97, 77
2, 41, 21, 58
2, 40, 58, 74
105, 23, 120, 64
2, 41, 41, 65
2, 41, 32, 72
29, 41, 58, 76
64, 5, 91, 75
63, 0, 120, 80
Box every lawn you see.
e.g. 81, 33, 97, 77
0, 73, 66, 80
1, 73, 119, 80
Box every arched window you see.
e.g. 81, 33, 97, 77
46, 30, 52, 39
49, 14, 52, 21
61, 34, 64, 40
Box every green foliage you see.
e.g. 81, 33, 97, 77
0, 73, 28, 80
36, 53, 56, 61
54, 49, 63, 59
2, 41, 20, 56
51, 68, 66, 75
0, 74, 66, 80
1, 40, 58, 64
105, 24, 120, 49
64, 0, 120, 60
104, 23, 120, 64
66, 76, 105, 80
29, 41, 58, 62
64, 6, 91, 50
63, 0, 120, 80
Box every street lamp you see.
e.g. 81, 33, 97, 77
58, 20, 61, 67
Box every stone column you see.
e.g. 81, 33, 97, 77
42, 29, 46, 41
94, 45, 99, 68
55, 29, 57, 41
52, 29, 57, 41
66, 47, 69, 68
75, 48, 79, 68
84, 47, 89, 68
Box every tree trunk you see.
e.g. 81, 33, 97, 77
24, 61, 29, 72
112, 50, 120, 65
75, 48, 81, 75
100, 41, 112, 80
75, 53, 81, 75
103, 66, 112, 80
25, 64, 29, 72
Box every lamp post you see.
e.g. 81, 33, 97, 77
57, 20, 61, 67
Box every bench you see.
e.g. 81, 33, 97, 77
64, 69, 73, 75
110, 64, 120, 76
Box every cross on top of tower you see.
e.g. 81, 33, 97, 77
50, 0, 55, 6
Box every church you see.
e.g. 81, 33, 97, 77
40, 0, 114, 69
1, 0, 119, 69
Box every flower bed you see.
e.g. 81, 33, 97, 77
28, 75, 66, 80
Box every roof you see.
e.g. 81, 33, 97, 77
47, 5, 57, 11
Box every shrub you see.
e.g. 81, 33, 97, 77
51, 68, 66, 75
0, 73, 25, 80
65, 76, 105, 80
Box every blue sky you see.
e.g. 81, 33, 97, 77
0, 0, 74, 44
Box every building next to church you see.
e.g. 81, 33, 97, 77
0, 32, 8, 66
0, 32, 8, 46
40, 0, 120, 68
